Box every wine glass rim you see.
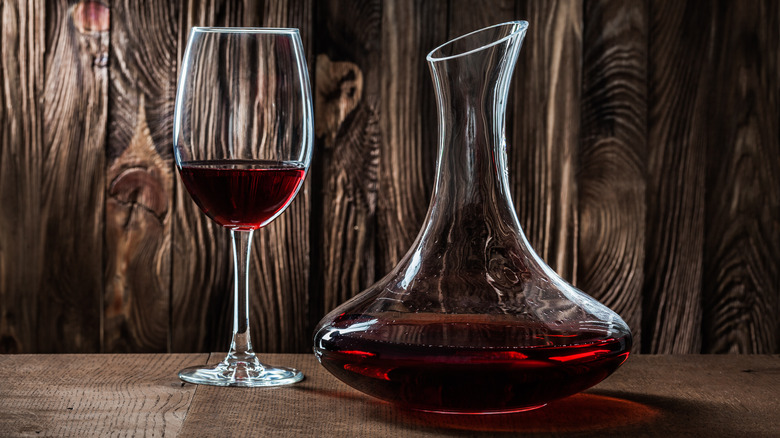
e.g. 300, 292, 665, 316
191, 27, 300, 34
427, 21, 528, 62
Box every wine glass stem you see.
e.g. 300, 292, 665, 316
227, 229, 257, 364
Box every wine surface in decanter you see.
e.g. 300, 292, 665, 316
315, 313, 631, 413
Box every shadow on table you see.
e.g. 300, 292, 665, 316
296, 381, 741, 436
384, 392, 662, 435
300, 384, 663, 435
383, 390, 747, 436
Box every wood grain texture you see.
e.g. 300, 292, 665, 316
37, 0, 109, 353
314, 0, 382, 313
0, 0, 778, 355
171, 0, 261, 354
375, 0, 447, 274
0, 0, 45, 353
579, 0, 647, 351
251, 0, 313, 353
701, 0, 780, 353
643, 0, 708, 353
1, 354, 779, 436
512, 0, 581, 283
0, 353, 206, 436
105, 0, 177, 352
449, 0, 516, 37
174, 353, 780, 437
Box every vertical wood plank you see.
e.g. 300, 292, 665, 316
36, 0, 109, 353
579, 0, 647, 350
449, 0, 516, 36
512, 0, 581, 283
702, 0, 779, 353
254, 0, 313, 352
0, 0, 45, 353
644, 0, 708, 353
313, 0, 382, 314
105, 0, 178, 352
172, 0, 263, 353
375, 0, 447, 274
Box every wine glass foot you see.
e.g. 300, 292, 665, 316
179, 359, 304, 387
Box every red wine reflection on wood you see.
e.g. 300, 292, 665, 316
178, 160, 305, 230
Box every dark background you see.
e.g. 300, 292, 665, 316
0, 0, 777, 354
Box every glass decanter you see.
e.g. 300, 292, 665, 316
313, 21, 631, 414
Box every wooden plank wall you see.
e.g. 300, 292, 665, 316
0, 0, 777, 354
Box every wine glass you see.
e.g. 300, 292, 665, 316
173, 27, 312, 386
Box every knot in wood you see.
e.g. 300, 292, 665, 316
315, 54, 364, 148
71, 1, 110, 34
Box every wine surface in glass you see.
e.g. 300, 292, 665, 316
179, 159, 305, 230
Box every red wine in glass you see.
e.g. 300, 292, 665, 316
179, 159, 306, 230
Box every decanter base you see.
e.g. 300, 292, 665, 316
413, 404, 547, 415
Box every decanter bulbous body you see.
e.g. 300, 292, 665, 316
314, 21, 631, 414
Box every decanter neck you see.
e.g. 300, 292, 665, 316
426, 22, 526, 223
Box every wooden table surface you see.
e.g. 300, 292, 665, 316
0, 354, 777, 437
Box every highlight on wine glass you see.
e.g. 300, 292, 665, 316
173, 27, 313, 387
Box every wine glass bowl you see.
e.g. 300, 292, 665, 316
173, 28, 312, 387
177, 160, 306, 230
